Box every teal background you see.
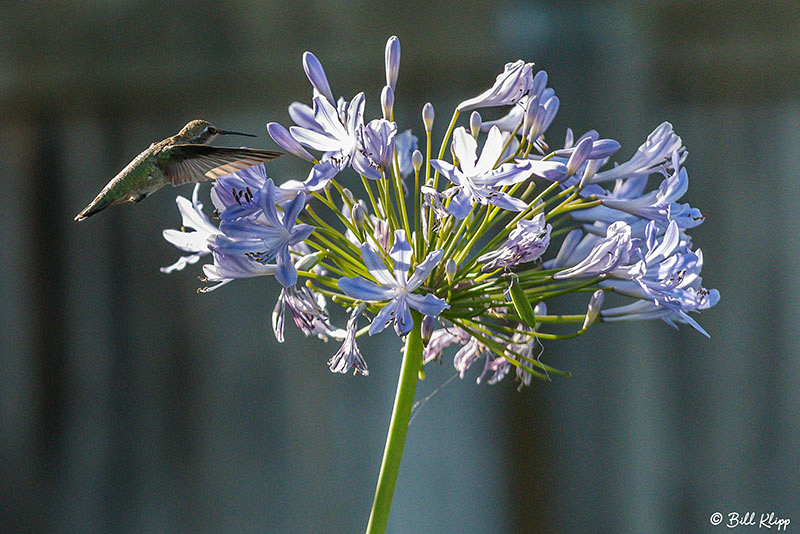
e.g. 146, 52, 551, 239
1, 1, 798, 532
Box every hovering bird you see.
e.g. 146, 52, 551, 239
74, 119, 282, 221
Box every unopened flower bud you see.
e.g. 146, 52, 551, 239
566, 136, 593, 176
342, 187, 354, 203
421, 315, 434, 346
522, 95, 539, 139
578, 158, 602, 190
381, 85, 394, 120
412, 150, 423, 173
384, 36, 401, 91
422, 102, 434, 133
295, 252, 321, 272
470, 111, 482, 138
445, 258, 457, 284
582, 290, 605, 329
533, 301, 547, 318
267, 122, 315, 162
302, 51, 335, 103
351, 203, 365, 227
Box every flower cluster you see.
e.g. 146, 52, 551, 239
162, 36, 718, 387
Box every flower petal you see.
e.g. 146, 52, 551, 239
338, 277, 394, 301
389, 230, 412, 284
405, 292, 449, 317
406, 249, 444, 290
360, 242, 397, 286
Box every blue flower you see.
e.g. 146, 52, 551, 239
430, 126, 565, 219
211, 164, 298, 221
338, 230, 449, 336
211, 178, 314, 287
161, 184, 220, 274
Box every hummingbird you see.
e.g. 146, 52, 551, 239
74, 119, 282, 221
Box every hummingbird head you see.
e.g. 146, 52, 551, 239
177, 119, 257, 144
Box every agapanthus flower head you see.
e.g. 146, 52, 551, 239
158, 35, 717, 385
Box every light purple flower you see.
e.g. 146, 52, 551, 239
600, 220, 719, 336
477, 213, 552, 271
422, 326, 471, 364
570, 152, 704, 231
199, 250, 277, 293
290, 93, 364, 169
355, 118, 397, 180
590, 122, 684, 184
161, 184, 219, 274
553, 221, 636, 279
338, 230, 449, 336
430, 126, 564, 219
454, 337, 490, 379
212, 179, 314, 287
457, 60, 534, 112
328, 305, 369, 376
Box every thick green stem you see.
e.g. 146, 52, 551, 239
366, 311, 423, 533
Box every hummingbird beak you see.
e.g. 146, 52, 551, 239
217, 129, 257, 138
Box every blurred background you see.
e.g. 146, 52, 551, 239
1, 1, 798, 532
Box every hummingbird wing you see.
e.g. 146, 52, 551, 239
161, 145, 282, 186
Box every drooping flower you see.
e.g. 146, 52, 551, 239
328, 305, 369, 376
457, 60, 534, 112
477, 213, 552, 271
272, 284, 344, 343
212, 179, 314, 287
430, 126, 564, 219
199, 250, 277, 293
161, 184, 219, 274
338, 230, 449, 336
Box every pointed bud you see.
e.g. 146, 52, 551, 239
412, 150, 423, 173
533, 301, 547, 317
342, 187, 354, 203
522, 95, 539, 139
445, 258, 457, 284
530, 95, 559, 143
470, 111, 482, 138
351, 203, 365, 228
295, 252, 322, 272
385, 36, 401, 91
421, 315, 434, 346
422, 102, 434, 133
582, 290, 605, 329
578, 158, 602, 189
267, 122, 315, 162
566, 136, 593, 176
302, 52, 335, 103
381, 86, 394, 120
530, 70, 548, 99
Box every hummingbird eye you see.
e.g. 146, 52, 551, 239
206, 126, 217, 135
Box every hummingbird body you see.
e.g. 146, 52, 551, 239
75, 120, 281, 221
